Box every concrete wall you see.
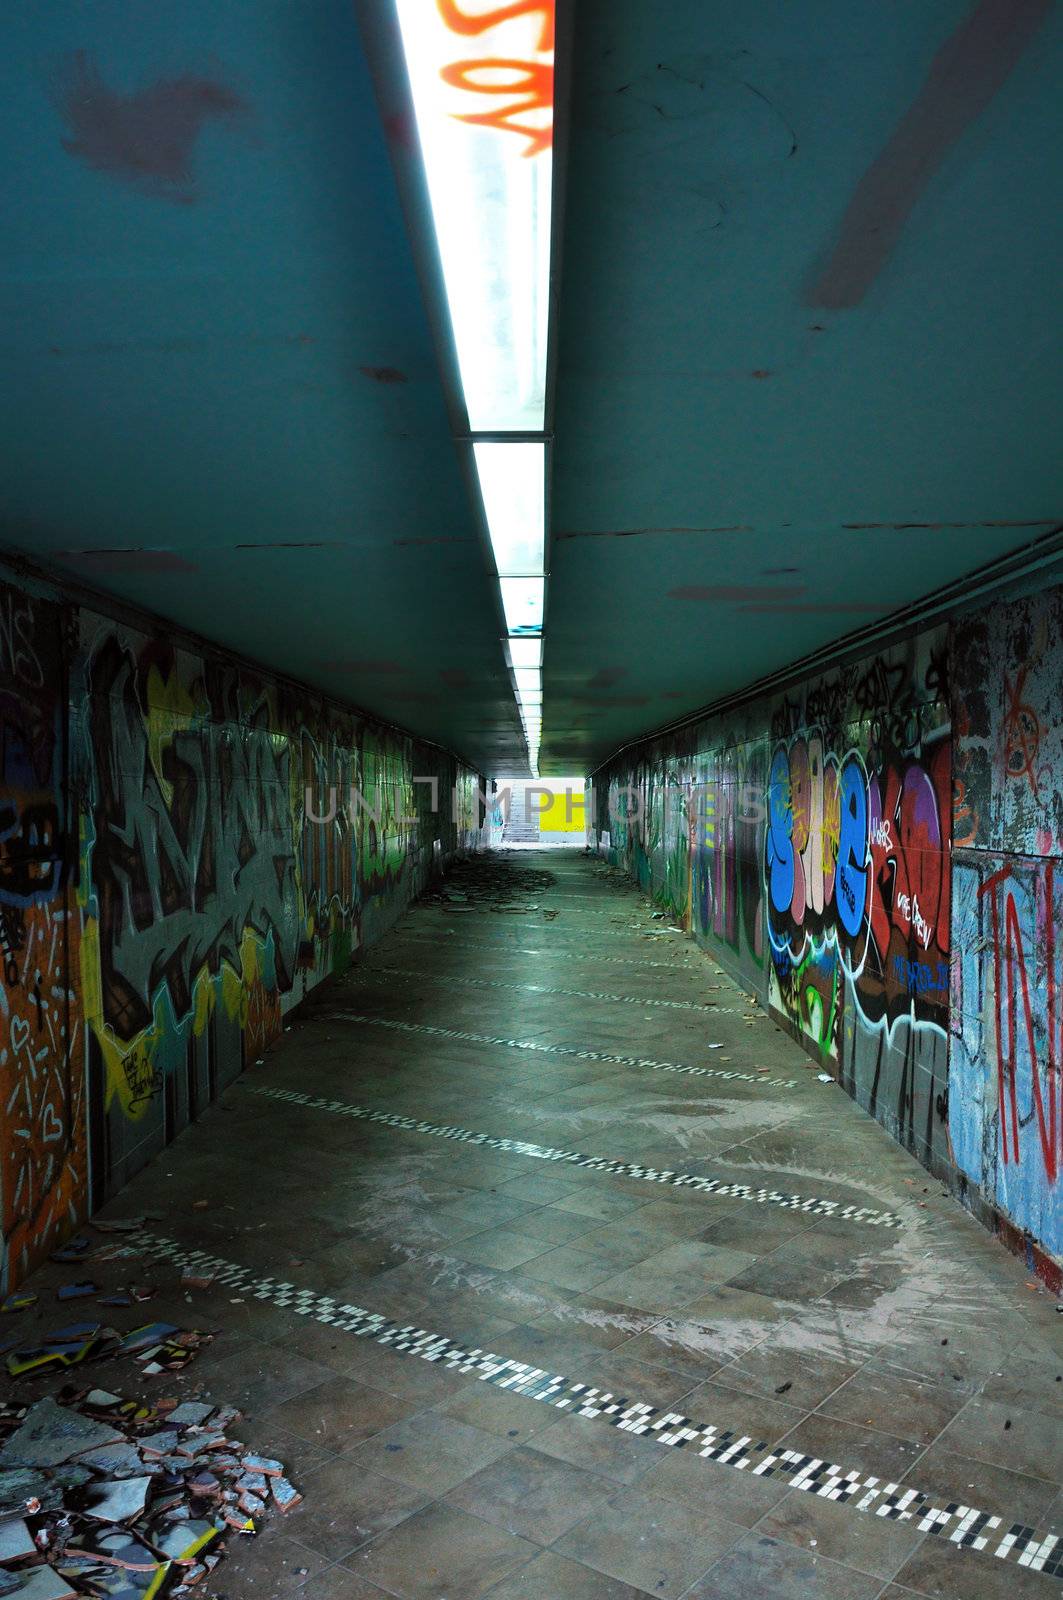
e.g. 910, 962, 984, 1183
591, 583, 1063, 1287
0, 562, 485, 1290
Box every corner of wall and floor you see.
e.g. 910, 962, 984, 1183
0, 554, 488, 1293
589, 573, 1063, 1295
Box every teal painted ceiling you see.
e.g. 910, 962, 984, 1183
1, 0, 526, 772
2, 2, 1061, 777
543, 0, 1063, 770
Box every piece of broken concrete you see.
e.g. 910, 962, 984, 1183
0, 1516, 36, 1561
7, 1566, 78, 1600
0, 1397, 123, 1469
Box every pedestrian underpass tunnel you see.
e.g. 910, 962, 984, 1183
1, 2, 1062, 1597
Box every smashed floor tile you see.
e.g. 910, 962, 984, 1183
115, 1329, 177, 1357
50, 1241, 92, 1266
162, 1407, 212, 1429
10, 1566, 79, 1600
81, 1474, 154, 1523
0, 1520, 36, 1562
269, 1477, 301, 1514
0, 1398, 124, 1469
1, 1293, 37, 1314
73, 1443, 144, 1479
1, 1361, 298, 1598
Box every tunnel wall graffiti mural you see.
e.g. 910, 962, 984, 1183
0, 584, 86, 1298
950, 591, 1063, 1270
0, 563, 484, 1290
592, 582, 1063, 1277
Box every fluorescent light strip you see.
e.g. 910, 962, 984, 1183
394, 4, 553, 431
501, 577, 545, 636
393, 1, 555, 772
507, 636, 543, 669
475, 442, 545, 576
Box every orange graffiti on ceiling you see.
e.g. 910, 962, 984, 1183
436, 0, 554, 157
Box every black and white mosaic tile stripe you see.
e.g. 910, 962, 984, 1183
391, 933, 697, 971
333, 1012, 799, 1089
355, 966, 720, 1015
246, 1085, 904, 1230
122, 1230, 1062, 1580
412, 911, 685, 943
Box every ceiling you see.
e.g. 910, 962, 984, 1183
1, 0, 526, 772
2, 2, 1061, 778
544, 0, 1063, 769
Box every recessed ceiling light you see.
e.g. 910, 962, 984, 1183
507, 636, 543, 668
475, 443, 545, 576
501, 576, 544, 634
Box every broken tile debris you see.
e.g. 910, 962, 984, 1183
0, 1521, 36, 1563
1, 1294, 37, 1315
0, 1399, 124, 1470
0, 1321, 298, 1599
5, 1319, 204, 1386
50, 1241, 92, 1266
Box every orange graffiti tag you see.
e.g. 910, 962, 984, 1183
437, 0, 554, 157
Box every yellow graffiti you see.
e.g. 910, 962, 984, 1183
144, 664, 200, 805
79, 917, 103, 1029
821, 772, 841, 878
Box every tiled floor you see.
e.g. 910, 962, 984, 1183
11, 849, 1063, 1598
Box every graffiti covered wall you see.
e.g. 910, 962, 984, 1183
0, 584, 86, 1289
593, 584, 1063, 1275
0, 564, 484, 1289
951, 592, 1063, 1262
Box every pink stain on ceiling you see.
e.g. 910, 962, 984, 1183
556, 525, 754, 541
383, 110, 417, 152
61, 549, 197, 573
55, 52, 246, 203
736, 601, 891, 614
668, 585, 807, 602
360, 366, 409, 384
807, 0, 1052, 308
439, 668, 472, 689
320, 659, 406, 673
568, 693, 650, 707
587, 667, 628, 689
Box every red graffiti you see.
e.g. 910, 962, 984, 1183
979, 861, 1060, 1182
864, 743, 951, 1019
436, 0, 554, 157
1002, 667, 1041, 797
